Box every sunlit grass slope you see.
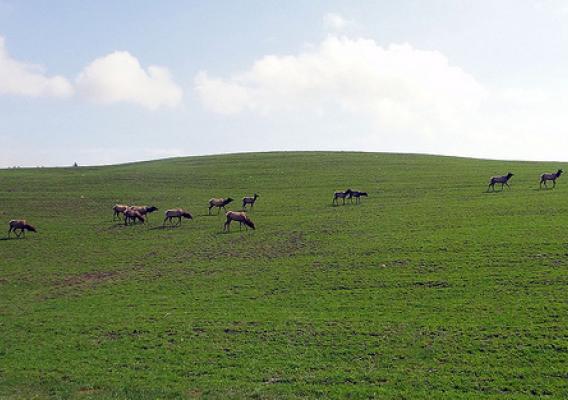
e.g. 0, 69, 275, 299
1, 152, 567, 399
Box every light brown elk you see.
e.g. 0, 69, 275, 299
163, 209, 193, 226
223, 211, 255, 232
112, 204, 130, 220
208, 197, 233, 215
124, 208, 145, 225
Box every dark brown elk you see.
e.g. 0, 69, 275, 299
540, 169, 563, 189
333, 189, 352, 205
487, 173, 514, 192
349, 191, 368, 204
8, 220, 37, 238
242, 193, 259, 210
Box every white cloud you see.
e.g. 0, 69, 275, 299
76, 51, 182, 110
194, 71, 251, 115
195, 36, 486, 124
194, 35, 568, 161
323, 13, 349, 31
0, 36, 73, 98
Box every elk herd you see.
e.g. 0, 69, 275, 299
110, 194, 259, 232
333, 189, 368, 206
5, 169, 564, 238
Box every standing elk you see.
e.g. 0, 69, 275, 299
349, 191, 368, 204
163, 209, 193, 226
242, 193, 259, 210
333, 189, 352, 205
540, 169, 563, 189
208, 197, 233, 215
112, 204, 130, 221
487, 173, 514, 192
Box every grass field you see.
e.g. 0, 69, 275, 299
1, 151, 567, 399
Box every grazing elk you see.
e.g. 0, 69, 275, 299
112, 204, 130, 221
242, 193, 259, 210
123, 208, 145, 226
223, 211, 255, 232
349, 191, 368, 204
540, 169, 563, 189
163, 209, 193, 226
333, 189, 352, 205
208, 197, 233, 215
130, 205, 159, 222
7, 220, 37, 238
487, 173, 514, 192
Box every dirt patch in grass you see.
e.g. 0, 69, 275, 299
77, 387, 98, 396
197, 231, 307, 260
56, 271, 119, 287
43, 265, 147, 300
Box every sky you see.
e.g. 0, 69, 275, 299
1, 0, 568, 167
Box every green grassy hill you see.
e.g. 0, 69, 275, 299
1, 152, 567, 399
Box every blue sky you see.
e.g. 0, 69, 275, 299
1, 1, 568, 166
